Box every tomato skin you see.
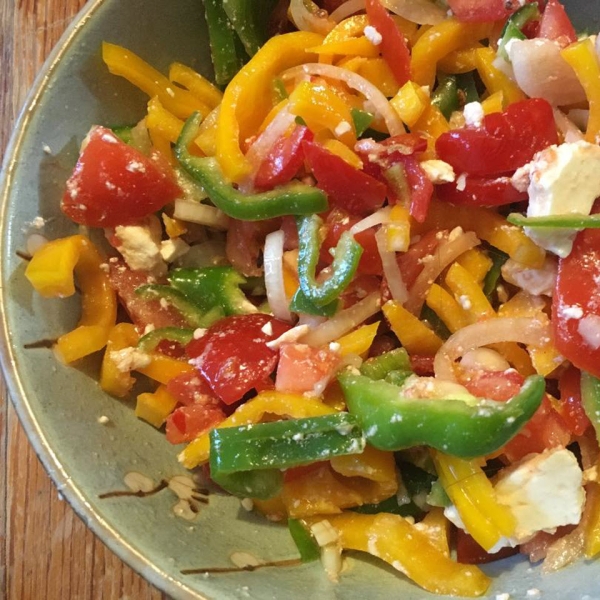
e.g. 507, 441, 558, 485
165, 404, 226, 445
553, 229, 600, 379
558, 365, 591, 436
321, 208, 383, 276
401, 156, 433, 223
61, 126, 180, 227
254, 126, 313, 190
539, 0, 577, 47
186, 314, 291, 405
166, 371, 217, 407
446, 0, 514, 22
462, 370, 570, 461
303, 142, 388, 217
436, 175, 528, 207
435, 99, 558, 177
365, 0, 410, 85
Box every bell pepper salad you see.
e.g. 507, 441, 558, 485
23, 0, 600, 595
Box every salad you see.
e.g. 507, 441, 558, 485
22, 0, 600, 596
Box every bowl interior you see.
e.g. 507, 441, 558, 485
1, 1, 599, 599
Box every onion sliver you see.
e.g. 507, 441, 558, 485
349, 207, 390, 235
405, 230, 480, 316
382, 0, 446, 25
289, 0, 335, 35
301, 292, 381, 347
375, 228, 408, 303
434, 317, 552, 382
264, 230, 293, 322
173, 198, 229, 230
330, 0, 365, 21
508, 39, 586, 107
282, 63, 405, 136
553, 108, 584, 143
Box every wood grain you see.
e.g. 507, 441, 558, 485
0, 2, 166, 598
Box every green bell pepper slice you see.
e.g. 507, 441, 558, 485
288, 519, 320, 562
497, 3, 540, 61
351, 108, 374, 137
211, 468, 284, 500
431, 75, 459, 121
289, 287, 339, 317
203, 0, 248, 86
296, 214, 363, 307
339, 372, 545, 458
222, 0, 278, 57
209, 413, 365, 475
507, 213, 600, 229
137, 326, 194, 353
360, 348, 411, 380
483, 247, 509, 299
169, 266, 257, 316
135, 284, 221, 328
176, 114, 328, 221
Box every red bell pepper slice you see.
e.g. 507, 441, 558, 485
254, 125, 314, 190
436, 98, 558, 177
365, 0, 410, 86
165, 404, 226, 445
397, 155, 433, 223
539, 0, 577, 47
553, 227, 600, 380
436, 175, 528, 207
303, 141, 387, 217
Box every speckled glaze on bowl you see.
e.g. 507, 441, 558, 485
1, 1, 600, 599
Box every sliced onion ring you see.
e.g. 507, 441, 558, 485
282, 63, 405, 136
301, 291, 381, 347
434, 317, 552, 382
330, 0, 365, 22
264, 230, 293, 322
382, 0, 446, 25
289, 0, 335, 35
375, 228, 408, 303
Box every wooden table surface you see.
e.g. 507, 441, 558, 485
1, 2, 166, 598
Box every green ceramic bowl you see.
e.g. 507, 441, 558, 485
1, 1, 600, 599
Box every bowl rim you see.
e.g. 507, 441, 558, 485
0, 2, 203, 598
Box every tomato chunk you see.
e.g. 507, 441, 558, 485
539, 0, 577, 47
436, 99, 558, 177
553, 228, 600, 380
436, 175, 528, 207
558, 365, 591, 436
446, 0, 514, 22
61, 126, 180, 227
186, 314, 291, 404
165, 404, 226, 445
275, 343, 341, 395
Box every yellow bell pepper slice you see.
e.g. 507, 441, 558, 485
411, 20, 494, 88
438, 45, 483, 74
426, 284, 470, 334
102, 42, 211, 120
481, 90, 504, 115
357, 58, 399, 97
310, 36, 380, 58
475, 47, 525, 107
322, 512, 491, 596
390, 80, 428, 128
418, 507, 451, 557
433, 452, 516, 552
336, 321, 380, 357
445, 263, 495, 322
194, 106, 220, 157
168, 62, 223, 109
178, 391, 336, 468
455, 248, 492, 285
146, 96, 185, 145
331, 444, 395, 483
412, 103, 450, 158
25, 235, 117, 364
322, 138, 363, 169
136, 354, 195, 384
162, 214, 188, 239
288, 80, 356, 147
216, 31, 323, 184
584, 479, 600, 558
414, 201, 546, 268
383, 300, 443, 355
100, 323, 139, 397
136, 385, 178, 428
561, 38, 600, 143
385, 205, 411, 252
